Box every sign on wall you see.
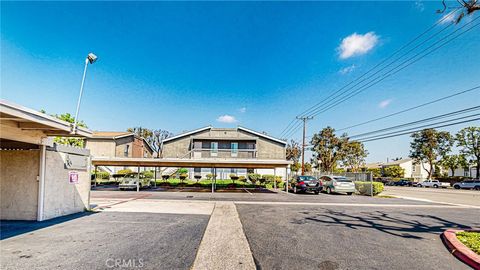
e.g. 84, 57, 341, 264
69, 171, 79, 184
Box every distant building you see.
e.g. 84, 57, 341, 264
85, 131, 154, 173
364, 158, 431, 180
161, 126, 287, 179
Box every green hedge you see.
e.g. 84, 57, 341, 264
355, 181, 384, 196
92, 171, 110, 180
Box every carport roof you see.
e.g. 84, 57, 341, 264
0, 99, 92, 137
92, 157, 292, 169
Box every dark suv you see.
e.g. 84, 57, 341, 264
393, 179, 413, 186
289, 175, 322, 194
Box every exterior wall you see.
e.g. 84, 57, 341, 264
163, 136, 195, 158
85, 139, 116, 158
42, 150, 90, 220
0, 150, 39, 220
255, 137, 285, 160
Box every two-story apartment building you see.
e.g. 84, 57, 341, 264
162, 126, 287, 179
85, 131, 154, 173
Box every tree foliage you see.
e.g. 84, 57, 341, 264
439, 154, 468, 176
286, 140, 302, 162
409, 128, 453, 179
127, 127, 173, 157
310, 127, 348, 173
456, 127, 480, 178
341, 141, 369, 172
41, 111, 87, 147
383, 166, 405, 178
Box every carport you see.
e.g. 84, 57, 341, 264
0, 100, 92, 221
91, 157, 292, 192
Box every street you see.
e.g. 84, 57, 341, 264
382, 186, 480, 207
2, 190, 479, 270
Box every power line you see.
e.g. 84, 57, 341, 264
357, 117, 480, 143
337, 85, 480, 131
279, 8, 462, 137
307, 18, 480, 118
349, 106, 480, 139
295, 8, 461, 119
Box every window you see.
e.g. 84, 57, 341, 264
231, 142, 238, 157
231, 168, 237, 173
194, 168, 201, 173
124, 145, 130, 157
211, 142, 218, 157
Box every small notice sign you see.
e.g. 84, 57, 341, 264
69, 171, 79, 184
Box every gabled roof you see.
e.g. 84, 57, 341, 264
163, 125, 287, 145
163, 126, 212, 143
91, 131, 132, 139
383, 158, 413, 166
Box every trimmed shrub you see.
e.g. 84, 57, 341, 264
262, 174, 275, 185
117, 169, 133, 175
177, 168, 188, 174
230, 174, 239, 183
141, 171, 154, 179
92, 171, 110, 180
162, 175, 170, 180
206, 173, 217, 180
179, 173, 188, 182
355, 181, 384, 196
194, 175, 202, 182
247, 173, 261, 185
239, 176, 247, 184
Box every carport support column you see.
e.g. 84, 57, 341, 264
154, 167, 157, 187
37, 145, 47, 221
273, 168, 277, 190
137, 166, 140, 192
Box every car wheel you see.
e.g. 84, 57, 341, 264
474, 186, 480, 191
347, 192, 353, 195
453, 185, 460, 189
417, 184, 422, 188
293, 186, 298, 194
433, 184, 438, 188
326, 187, 332, 194
314, 191, 320, 195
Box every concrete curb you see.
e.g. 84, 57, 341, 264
441, 229, 480, 269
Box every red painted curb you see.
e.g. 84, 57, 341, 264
441, 229, 480, 270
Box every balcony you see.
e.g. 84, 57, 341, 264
191, 148, 257, 159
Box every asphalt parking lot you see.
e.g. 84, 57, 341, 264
1, 190, 479, 270
237, 204, 479, 270
382, 186, 480, 207
1, 211, 209, 270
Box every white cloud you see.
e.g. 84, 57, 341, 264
339, 64, 356, 75
216, 115, 237, 123
414, 1, 425, 12
239, 107, 246, 113
338, 32, 379, 59
378, 99, 392, 109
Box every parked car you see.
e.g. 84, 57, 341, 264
417, 179, 450, 188
320, 175, 356, 195
289, 175, 322, 194
393, 179, 413, 187
452, 179, 480, 190
119, 173, 151, 190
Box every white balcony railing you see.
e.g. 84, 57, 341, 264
191, 148, 257, 159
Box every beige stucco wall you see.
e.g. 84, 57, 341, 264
163, 136, 195, 158
85, 139, 116, 158
42, 150, 90, 220
0, 150, 39, 220
256, 137, 285, 160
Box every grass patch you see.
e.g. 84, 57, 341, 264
456, 231, 480, 255
375, 195, 396, 198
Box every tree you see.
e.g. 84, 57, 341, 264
341, 141, 369, 172
409, 129, 453, 179
304, 162, 312, 173
290, 162, 301, 175
127, 127, 173, 157
286, 140, 302, 163
41, 111, 88, 147
310, 127, 348, 173
456, 127, 480, 178
439, 154, 468, 176
383, 166, 405, 178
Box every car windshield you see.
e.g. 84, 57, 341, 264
299, 176, 316, 181
334, 177, 351, 182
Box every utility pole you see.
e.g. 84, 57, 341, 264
297, 116, 313, 175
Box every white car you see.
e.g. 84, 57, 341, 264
417, 180, 450, 188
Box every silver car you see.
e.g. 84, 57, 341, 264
320, 175, 356, 195
452, 180, 480, 190
119, 173, 151, 190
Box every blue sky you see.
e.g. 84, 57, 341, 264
1, 1, 479, 162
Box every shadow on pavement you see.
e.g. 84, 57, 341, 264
294, 209, 477, 240
0, 212, 97, 240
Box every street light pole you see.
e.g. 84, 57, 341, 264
72, 53, 97, 134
